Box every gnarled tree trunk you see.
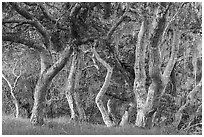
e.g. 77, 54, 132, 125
134, 3, 170, 128
30, 50, 53, 125
92, 45, 115, 127
30, 46, 73, 125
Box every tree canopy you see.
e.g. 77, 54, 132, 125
2, 2, 202, 135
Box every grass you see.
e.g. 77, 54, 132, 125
2, 115, 183, 135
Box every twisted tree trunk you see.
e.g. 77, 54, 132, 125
30, 46, 73, 125
30, 50, 53, 125
134, 3, 171, 128
92, 45, 115, 127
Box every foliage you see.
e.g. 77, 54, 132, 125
2, 2, 202, 134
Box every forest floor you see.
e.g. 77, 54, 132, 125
2, 115, 184, 135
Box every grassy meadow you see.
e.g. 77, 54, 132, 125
2, 115, 184, 135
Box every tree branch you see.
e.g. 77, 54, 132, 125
2, 33, 44, 51
38, 2, 55, 22
92, 41, 112, 70
106, 15, 130, 40
9, 2, 34, 20
160, 2, 187, 47
82, 65, 99, 71
162, 29, 181, 85
23, 2, 37, 6
105, 92, 129, 102
12, 59, 22, 78
10, 3, 51, 48
46, 46, 74, 81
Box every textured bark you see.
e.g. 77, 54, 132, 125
134, 3, 170, 128
119, 111, 129, 126
30, 74, 51, 125
107, 99, 117, 124
4, 2, 76, 126
162, 29, 181, 87
65, 53, 78, 120
30, 46, 73, 125
73, 53, 86, 121
92, 46, 115, 127
143, 7, 167, 128
134, 20, 148, 127
30, 50, 52, 125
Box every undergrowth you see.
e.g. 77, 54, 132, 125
2, 115, 186, 135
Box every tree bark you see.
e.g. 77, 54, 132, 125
73, 53, 86, 121
30, 46, 73, 125
92, 45, 115, 127
30, 50, 52, 125
64, 53, 78, 120
30, 74, 51, 125
143, 5, 168, 128
161, 29, 181, 95
134, 3, 170, 128
134, 20, 148, 127
119, 110, 129, 126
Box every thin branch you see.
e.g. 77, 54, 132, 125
2, 74, 13, 93
82, 65, 99, 71
12, 59, 21, 78
45, 3, 61, 11
45, 96, 60, 105
3, 19, 34, 24
160, 2, 187, 47
38, 2, 55, 22
107, 16, 128, 40
178, 79, 202, 113
92, 41, 112, 70
105, 92, 129, 102
162, 29, 181, 85
183, 123, 202, 131
23, 2, 37, 6
106, 4, 131, 40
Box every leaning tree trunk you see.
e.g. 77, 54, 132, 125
30, 46, 73, 125
30, 75, 52, 125
73, 53, 86, 121
161, 29, 181, 96
92, 45, 115, 127
64, 53, 78, 120
30, 50, 53, 125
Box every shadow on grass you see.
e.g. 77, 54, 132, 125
2, 115, 183, 135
